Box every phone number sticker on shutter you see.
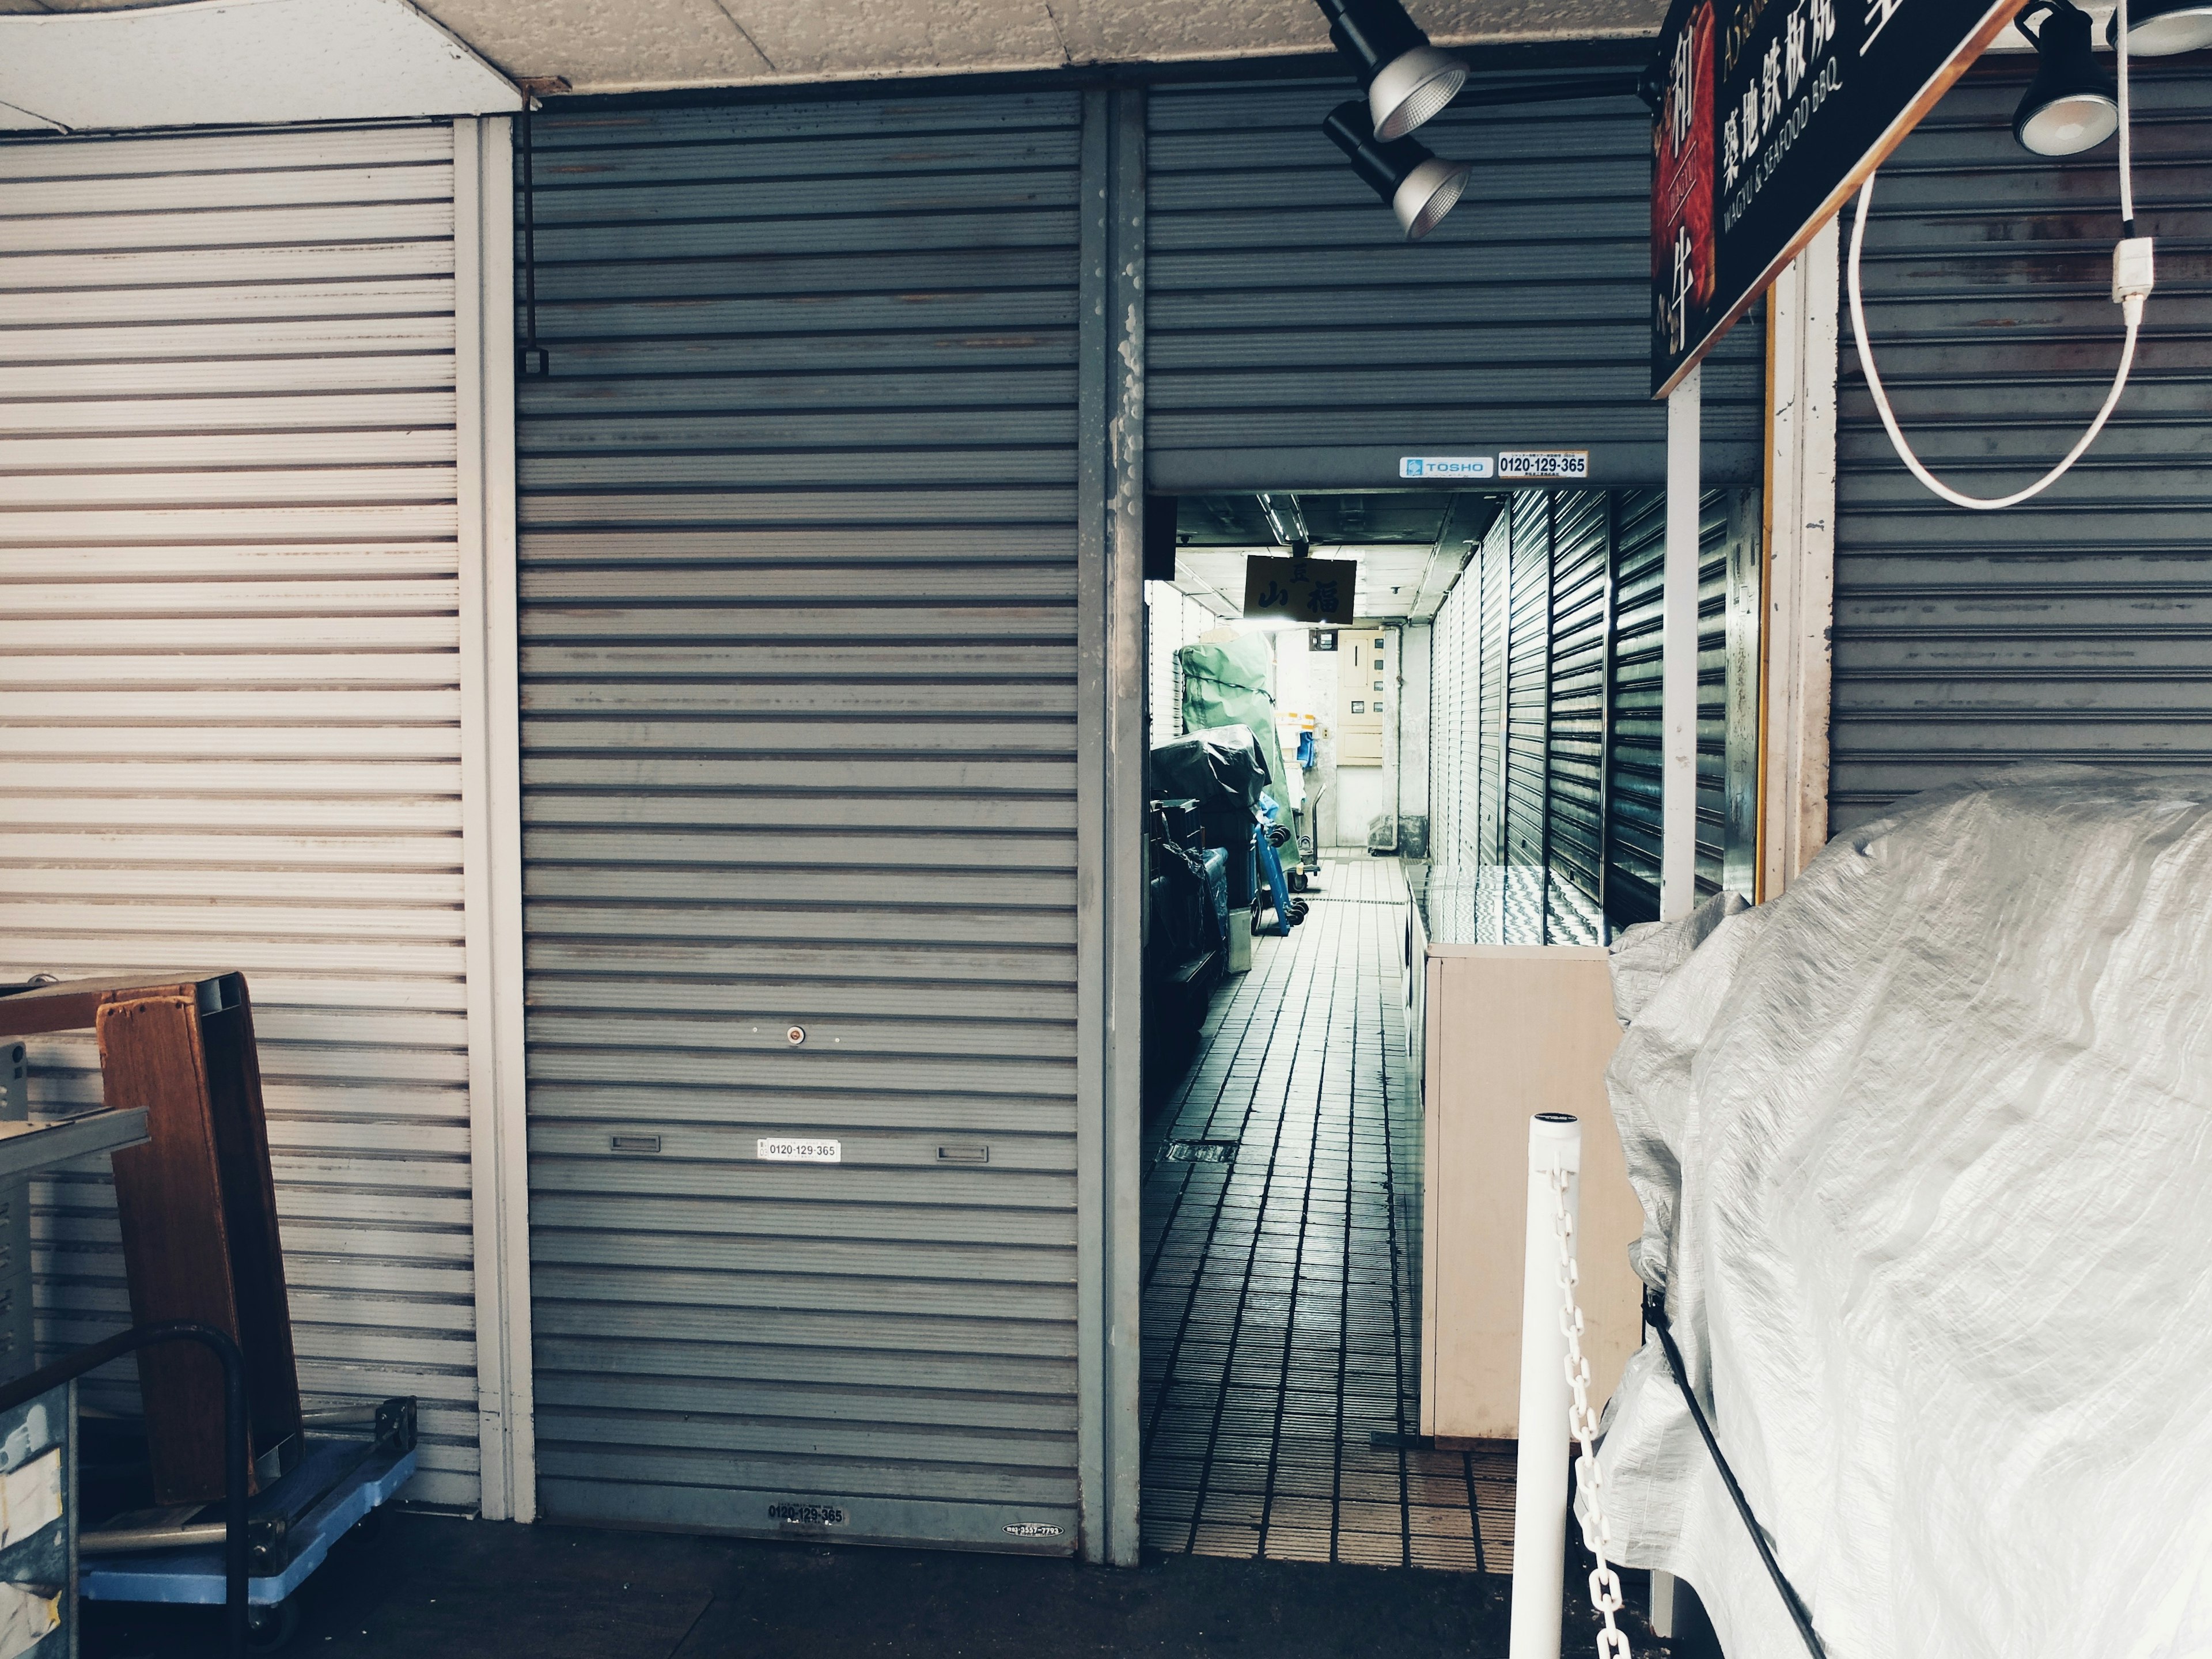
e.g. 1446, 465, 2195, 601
757, 1137, 841, 1162
1497, 450, 1590, 479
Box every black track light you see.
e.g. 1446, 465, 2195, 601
2107, 0, 2212, 54
1315, 0, 1469, 140
1323, 101, 1471, 241
2013, 0, 2119, 156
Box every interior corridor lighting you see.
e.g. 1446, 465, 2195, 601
1314, 0, 1468, 139
2107, 0, 2212, 53
2013, 0, 2120, 155
1323, 101, 1471, 241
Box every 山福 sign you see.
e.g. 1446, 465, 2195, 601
1243, 556, 1357, 625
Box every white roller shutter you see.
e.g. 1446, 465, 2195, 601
0, 121, 484, 1507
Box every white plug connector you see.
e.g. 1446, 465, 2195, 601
2113, 236, 2156, 304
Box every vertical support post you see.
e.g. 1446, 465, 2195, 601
1594, 495, 1618, 927
454, 115, 535, 1522
1510, 1112, 1581, 1659
1075, 83, 1146, 1567
1759, 219, 1839, 900
1536, 495, 1554, 945
1722, 491, 1762, 900
1497, 509, 1513, 868
1661, 368, 1702, 922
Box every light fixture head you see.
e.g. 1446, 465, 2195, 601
2014, 0, 2119, 156
1323, 101, 1471, 240
2107, 0, 2212, 54
1315, 0, 1469, 139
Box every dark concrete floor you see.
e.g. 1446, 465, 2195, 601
83, 1508, 1698, 1658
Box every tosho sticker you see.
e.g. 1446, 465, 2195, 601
1399, 455, 1494, 480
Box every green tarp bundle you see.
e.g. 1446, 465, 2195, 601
1176, 634, 1301, 872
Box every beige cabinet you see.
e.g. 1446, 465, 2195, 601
1336, 627, 1387, 766
1419, 945, 1645, 1442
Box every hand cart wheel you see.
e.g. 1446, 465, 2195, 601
246, 1598, 300, 1653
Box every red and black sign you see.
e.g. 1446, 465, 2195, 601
1650, 0, 2029, 396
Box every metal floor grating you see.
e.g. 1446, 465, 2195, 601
1140, 859, 1515, 1573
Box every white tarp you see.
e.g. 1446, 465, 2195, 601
1594, 767, 2212, 1659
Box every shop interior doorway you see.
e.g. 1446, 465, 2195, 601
1134, 481, 1762, 1574
1136, 488, 1512, 1573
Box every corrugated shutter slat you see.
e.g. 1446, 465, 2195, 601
1143, 73, 1766, 490
1831, 60, 2212, 829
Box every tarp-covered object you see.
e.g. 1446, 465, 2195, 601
1151, 726, 1271, 832
1595, 767, 2212, 1659
1178, 635, 1300, 871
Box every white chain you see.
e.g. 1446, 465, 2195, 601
1552, 1164, 1631, 1659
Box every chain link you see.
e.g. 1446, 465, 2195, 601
1552, 1164, 1631, 1659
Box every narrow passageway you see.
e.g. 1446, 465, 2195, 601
1139, 859, 1514, 1573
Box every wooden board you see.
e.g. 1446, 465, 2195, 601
14, 971, 308, 1505
1419, 945, 1643, 1441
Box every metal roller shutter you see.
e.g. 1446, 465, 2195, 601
1143, 70, 1766, 492
1456, 556, 1479, 862
1602, 490, 1665, 925
515, 93, 1084, 1550
1478, 512, 1510, 865
1545, 490, 1611, 923
1831, 59, 2212, 832
1437, 556, 1477, 865
1602, 487, 1744, 927
1504, 492, 1551, 868
1427, 586, 1457, 861
0, 122, 484, 1506
1434, 541, 1484, 870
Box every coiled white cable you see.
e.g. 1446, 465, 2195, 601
1846, 0, 2145, 512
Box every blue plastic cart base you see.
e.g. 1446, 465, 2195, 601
82, 1434, 418, 1610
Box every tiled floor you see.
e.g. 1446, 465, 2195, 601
1140, 859, 1516, 1574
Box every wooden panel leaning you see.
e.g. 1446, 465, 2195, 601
0, 972, 302, 1503
1418, 945, 1645, 1443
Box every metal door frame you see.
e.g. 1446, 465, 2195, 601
1077, 82, 1147, 1568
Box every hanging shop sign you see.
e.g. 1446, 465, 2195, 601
1649, 0, 2030, 396
1243, 555, 1358, 624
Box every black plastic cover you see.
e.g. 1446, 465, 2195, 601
1149, 727, 1272, 836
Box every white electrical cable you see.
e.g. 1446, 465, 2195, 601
1846, 0, 2145, 512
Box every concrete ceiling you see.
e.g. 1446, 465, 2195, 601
0, 0, 1672, 94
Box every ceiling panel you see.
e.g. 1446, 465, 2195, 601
418, 0, 1664, 94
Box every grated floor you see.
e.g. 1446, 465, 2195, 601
1140, 859, 1516, 1573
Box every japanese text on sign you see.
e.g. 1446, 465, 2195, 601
1242, 556, 1358, 626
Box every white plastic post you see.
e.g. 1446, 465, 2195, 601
1650, 1569, 1679, 1637
1509, 1112, 1582, 1659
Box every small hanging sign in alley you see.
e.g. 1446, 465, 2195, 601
1243, 555, 1359, 624
1649, 0, 2031, 395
